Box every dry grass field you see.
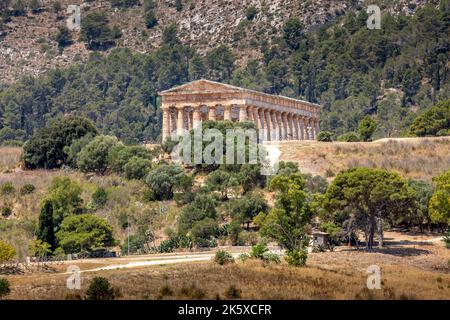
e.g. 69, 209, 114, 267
4, 232, 450, 300
279, 137, 450, 181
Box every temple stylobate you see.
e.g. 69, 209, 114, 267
160, 79, 321, 142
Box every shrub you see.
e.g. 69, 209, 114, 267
20, 184, 36, 195
224, 285, 242, 299
317, 131, 333, 142
0, 241, 16, 263
124, 156, 151, 180
337, 132, 360, 142
1, 182, 14, 195
443, 232, 450, 249
22, 116, 98, 169
262, 252, 281, 264
250, 243, 268, 259
191, 218, 219, 248
85, 277, 116, 300
245, 6, 257, 20
238, 253, 250, 262
214, 250, 234, 265
0, 278, 11, 299
56, 26, 72, 48
92, 187, 108, 208
144, 10, 157, 28
110, 0, 139, 8
80, 11, 116, 50
56, 214, 116, 254
1, 206, 12, 218
145, 164, 187, 200
358, 116, 378, 142
77, 135, 120, 174
285, 248, 308, 267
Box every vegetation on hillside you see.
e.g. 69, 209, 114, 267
1, 3, 449, 145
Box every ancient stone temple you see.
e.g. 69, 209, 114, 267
160, 79, 321, 142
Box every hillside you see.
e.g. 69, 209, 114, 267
1, 0, 448, 146
0, 0, 432, 84
279, 136, 450, 181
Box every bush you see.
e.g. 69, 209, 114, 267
144, 10, 157, 28
285, 248, 308, 267
250, 243, 268, 259
238, 253, 250, 262
0, 241, 16, 263
245, 6, 257, 20
337, 132, 360, 142
92, 187, 108, 208
0, 278, 11, 299
110, 0, 139, 8
56, 214, 116, 254
262, 252, 281, 264
1, 206, 12, 218
443, 232, 450, 249
77, 135, 120, 174
20, 184, 36, 195
224, 285, 242, 299
85, 277, 116, 300
317, 131, 333, 142
56, 26, 72, 48
145, 164, 187, 200
124, 156, 151, 180
80, 11, 116, 50
0, 182, 14, 195
191, 218, 219, 248
214, 250, 234, 265
22, 116, 98, 169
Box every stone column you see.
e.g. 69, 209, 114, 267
298, 116, 304, 140
224, 105, 232, 121
309, 118, 315, 140
193, 106, 202, 129
281, 113, 288, 140
275, 112, 282, 141
176, 106, 185, 136
315, 118, 320, 139
264, 109, 272, 141
293, 115, 299, 140
269, 111, 277, 141
306, 117, 313, 140
258, 108, 266, 141
162, 107, 170, 142
208, 105, 216, 121
239, 105, 248, 122
303, 117, 308, 140
247, 106, 254, 122
287, 113, 294, 140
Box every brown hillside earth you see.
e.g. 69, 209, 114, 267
278, 137, 450, 181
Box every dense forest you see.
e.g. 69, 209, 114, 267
0, 2, 449, 144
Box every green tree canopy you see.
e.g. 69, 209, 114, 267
144, 164, 188, 200
429, 170, 450, 226
56, 214, 116, 254
22, 116, 99, 169
409, 100, 450, 137
324, 167, 416, 249
77, 135, 120, 174
358, 116, 378, 142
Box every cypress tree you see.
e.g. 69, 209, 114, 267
37, 199, 56, 252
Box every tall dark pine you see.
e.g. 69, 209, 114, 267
37, 199, 56, 252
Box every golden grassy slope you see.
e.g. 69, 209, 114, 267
6, 238, 450, 300
279, 137, 450, 181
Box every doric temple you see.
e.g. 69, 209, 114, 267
160, 79, 321, 142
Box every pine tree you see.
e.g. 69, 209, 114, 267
37, 199, 56, 252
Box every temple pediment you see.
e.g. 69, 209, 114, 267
160, 79, 244, 95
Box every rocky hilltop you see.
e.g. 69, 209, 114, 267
0, 0, 435, 84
